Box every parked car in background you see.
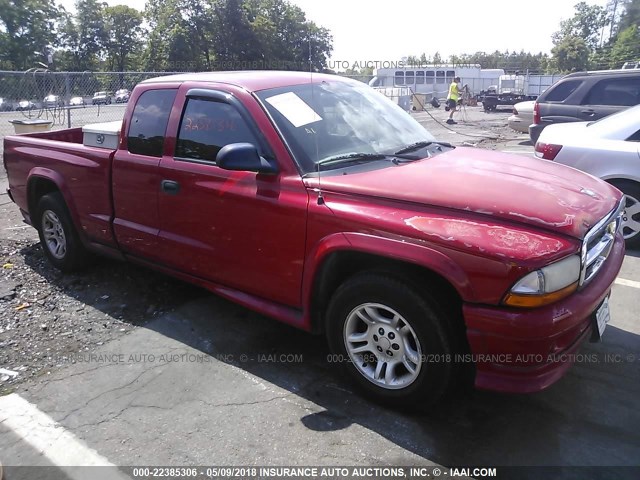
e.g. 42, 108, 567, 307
16, 100, 36, 111
0, 97, 14, 111
43, 95, 64, 108
507, 100, 535, 133
114, 89, 130, 103
69, 96, 85, 107
535, 104, 640, 248
92, 91, 111, 105
529, 69, 640, 143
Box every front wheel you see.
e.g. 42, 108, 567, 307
325, 273, 460, 408
610, 180, 640, 250
36, 192, 91, 271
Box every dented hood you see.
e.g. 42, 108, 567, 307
310, 147, 622, 239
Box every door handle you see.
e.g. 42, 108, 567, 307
581, 109, 596, 116
161, 180, 180, 195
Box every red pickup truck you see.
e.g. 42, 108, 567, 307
3, 72, 626, 407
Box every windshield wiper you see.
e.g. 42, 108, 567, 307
394, 141, 452, 155
317, 153, 390, 167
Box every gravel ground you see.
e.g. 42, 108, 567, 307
0, 239, 202, 395
0, 164, 202, 394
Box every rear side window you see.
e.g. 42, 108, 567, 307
544, 79, 582, 102
127, 89, 177, 157
175, 98, 259, 163
583, 77, 640, 106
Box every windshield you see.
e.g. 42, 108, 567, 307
256, 79, 436, 174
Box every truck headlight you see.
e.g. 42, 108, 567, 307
503, 255, 581, 308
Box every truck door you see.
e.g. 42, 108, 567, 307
156, 87, 308, 308
112, 88, 178, 261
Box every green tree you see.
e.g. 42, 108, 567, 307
552, 1, 609, 51
212, 0, 261, 65
56, 0, 108, 71
104, 5, 144, 72
142, 0, 333, 72
245, 0, 332, 70
610, 25, 640, 66
618, 0, 640, 32
75, 0, 108, 65
143, 0, 207, 71
0, 0, 61, 70
552, 35, 590, 71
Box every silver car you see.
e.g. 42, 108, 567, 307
535, 105, 640, 248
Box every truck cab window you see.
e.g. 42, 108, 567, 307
127, 89, 177, 157
175, 99, 259, 162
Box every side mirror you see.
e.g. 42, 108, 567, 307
216, 143, 278, 174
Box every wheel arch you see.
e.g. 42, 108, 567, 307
604, 177, 640, 190
304, 233, 474, 335
27, 170, 84, 241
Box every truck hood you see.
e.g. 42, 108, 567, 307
308, 147, 621, 240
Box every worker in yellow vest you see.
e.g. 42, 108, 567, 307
446, 76, 461, 124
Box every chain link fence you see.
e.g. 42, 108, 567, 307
0, 71, 185, 154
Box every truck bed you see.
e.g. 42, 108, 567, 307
3, 128, 117, 247
19, 127, 84, 144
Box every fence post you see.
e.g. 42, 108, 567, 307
65, 72, 71, 128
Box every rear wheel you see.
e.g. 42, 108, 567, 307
610, 180, 640, 249
36, 192, 91, 271
325, 273, 462, 408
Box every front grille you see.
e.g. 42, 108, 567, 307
579, 199, 625, 286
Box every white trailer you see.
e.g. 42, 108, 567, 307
369, 65, 505, 99
368, 66, 565, 101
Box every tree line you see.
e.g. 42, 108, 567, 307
0, 0, 333, 72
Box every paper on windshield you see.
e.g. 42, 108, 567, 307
265, 92, 322, 128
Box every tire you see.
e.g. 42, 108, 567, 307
325, 273, 462, 408
611, 180, 640, 250
36, 192, 91, 271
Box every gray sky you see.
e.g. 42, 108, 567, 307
60, 0, 611, 62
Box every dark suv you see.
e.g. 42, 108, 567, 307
529, 69, 640, 143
